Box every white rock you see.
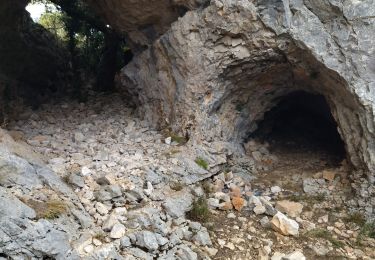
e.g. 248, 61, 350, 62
81, 166, 91, 176
253, 204, 266, 215
271, 186, 282, 193
110, 223, 126, 239
95, 202, 109, 215
84, 244, 94, 253
165, 137, 172, 145
227, 213, 236, 219
284, 251, 306, 260
74, 132, 85, 142
270, 212, 299, 236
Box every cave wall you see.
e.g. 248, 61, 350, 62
0, 0, 70, 118
85, 0, 209, 52
117, 0, 375, 178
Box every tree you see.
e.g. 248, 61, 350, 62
31, 0, 128, 94
39, 11, 67, 41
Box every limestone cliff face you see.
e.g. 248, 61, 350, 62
115, 0, 374, 178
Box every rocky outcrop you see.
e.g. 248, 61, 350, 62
0, 129, 92, 259
119, 0, 375, 179
86, 0, 209, 51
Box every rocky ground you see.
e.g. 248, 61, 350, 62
1, 92, 374, 259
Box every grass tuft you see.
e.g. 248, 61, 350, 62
359, 221, 375, 239
186, 197, 211, 223
286, 193, 326, 203
305, 228, 344, 248
170, 181, 184, 191
26, 199, 67, 219
343, 212, 366, 226
43, 200, 67, 219
94, 232, 106, 242
202, 181, 213, 195
195, 157, 208, 170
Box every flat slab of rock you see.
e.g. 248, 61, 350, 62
275, 200, 303, 218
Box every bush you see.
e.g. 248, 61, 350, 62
186, 197, 211, 222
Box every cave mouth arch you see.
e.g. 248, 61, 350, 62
249, 91, 347, 166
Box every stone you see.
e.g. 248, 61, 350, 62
227, 213, 236, 219
68, 173, 85, 188
106, 185, 122, 198
275, 200, 303, 218
322, 170, 336, 181
74, 132, 85, 142
271, 186, 282, 194
165, 137, 172, 145
270, 212, 299, 236
219, 201, 233, 211
135, 231, 159, 251
303, 178, 326, 194
109, 223, 126, 239
283, 251, 306, 260
207, 198, 220, 209
155, 233, 169, 246
192, 228, 212, 246
232, 197, 246, 211
96, 174, 117, 185
81, 166, 91, 176
102, 214, 118, 231
254, 204, 266, 215
260, 197, 277, 216
120, 236, 132, 248
260, 216, 270, 228
95, 202, 109, 215
162, 191, 193, 218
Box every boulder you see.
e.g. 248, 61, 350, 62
271, 212, 299, 236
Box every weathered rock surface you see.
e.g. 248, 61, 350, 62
271, 212, 299, 236
0, 130, 89, 259
86, 0, 209, 50
119, 0, 375, 180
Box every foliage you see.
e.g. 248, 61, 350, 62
359, 221, 375, 239
343, 212, 367, 226
195, 157, 208, 170
30, 0, 129, 92
187, 197, 211, 222
26, 199, 67, 219
39, 11, 67, 41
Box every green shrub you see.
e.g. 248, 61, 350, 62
187, 197, 211, 223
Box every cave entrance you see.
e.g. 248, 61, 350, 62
249, 91, 346, 176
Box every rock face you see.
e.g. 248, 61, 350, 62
0, 129, 91, 259
117, 0, 375, 179
86, 0, 209, 51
